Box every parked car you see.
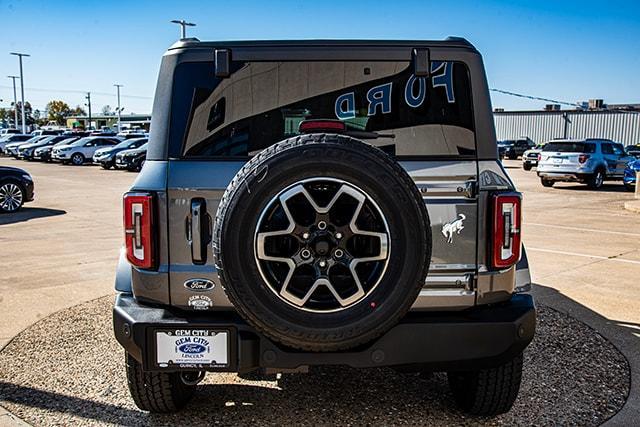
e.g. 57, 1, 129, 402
113, 38, 535, 416
625, 144, 640, 158
52, 136, 120, 165
61, 130, 90, 138
32, 137, 79, 162
624, 159, 639, 191
0, 128, 21, 136
522, 144, 545, 170
0, 166, 34, 213
17, 135, 72, 160
0, 134, 32, 154
537, 139, 634, 189
114, 142, 148, 171
4, 136, 48, 157
31, 129, 63, 136
93, 137, 148, 169
500, 137, 535, 160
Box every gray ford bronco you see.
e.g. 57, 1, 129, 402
113, 38, 535, 416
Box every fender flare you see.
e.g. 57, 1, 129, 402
114, 247, 132, 293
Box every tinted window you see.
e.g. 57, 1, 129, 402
601, 143, 613, 155
543, 141, 595, 153
612, 144, 625, 156
172, 61, 475, 158
128, 139, 147, 148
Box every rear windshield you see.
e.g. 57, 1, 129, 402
543, 141, 595, 153
170, 60, 476, 159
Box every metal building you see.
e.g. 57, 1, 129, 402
494, 110, 640, 146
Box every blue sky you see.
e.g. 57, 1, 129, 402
1, 0, 639, 115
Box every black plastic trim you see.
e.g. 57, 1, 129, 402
113, 293, 535, 372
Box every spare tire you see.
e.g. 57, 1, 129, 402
213, 134, 431, 351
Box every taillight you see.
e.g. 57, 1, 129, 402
123, 192, 155, 269
578, 154, 590, 164
537, 153, 542, 162
492, 193, 522, 269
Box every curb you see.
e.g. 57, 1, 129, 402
624, 200, 640, 214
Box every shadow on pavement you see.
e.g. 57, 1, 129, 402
0, 381, 143, 424
551, 183, 629, 193
0, 207, 66, 225
531, 283, 639, 425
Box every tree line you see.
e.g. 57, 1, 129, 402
0, 100, 115, 128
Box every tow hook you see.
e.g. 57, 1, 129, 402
180, 371, 206, 386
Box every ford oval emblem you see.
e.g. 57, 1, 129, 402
178, 343, 207, 354
184, 278, 215, 292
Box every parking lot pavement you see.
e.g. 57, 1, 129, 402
502, 160, 640, 325
0, 157, 136, 349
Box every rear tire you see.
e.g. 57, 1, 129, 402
508, 152, 517, 160
101, 163, 111, 170
125, 353, 196, 413
447, 353, 523, 416
540, 178, 554, 187
588, 169, 605, 189
624, 183, 634, 192
523, 163, 532, 171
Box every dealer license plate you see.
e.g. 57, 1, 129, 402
155, 329, 229, 368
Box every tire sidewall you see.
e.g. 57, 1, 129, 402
218, 140, 431, 349
0, 180, 25, 213
71, 153, 84, 165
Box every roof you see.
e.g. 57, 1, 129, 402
168, 37, 477, 51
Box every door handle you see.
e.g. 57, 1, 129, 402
189, 199, 209, 264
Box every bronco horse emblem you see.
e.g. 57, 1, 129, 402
442, 214, 466, 244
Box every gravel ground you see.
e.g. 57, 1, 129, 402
0, 296, 630, 426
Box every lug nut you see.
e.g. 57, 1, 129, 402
334, 249, 344, 258
302, 232, 310, 239
335, 232, 343, 239
301, 249, 311, 259
317, 221, 327, 230
319, 260, 327, 268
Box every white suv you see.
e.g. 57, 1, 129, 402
52, 136, 120, 165
537, 139, 634, 189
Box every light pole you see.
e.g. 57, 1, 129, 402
10, 52, 30, 133
7, 76, 19, 129
170, 20, 196, 39
85, 92, 92, 130
114, 84, 123, 132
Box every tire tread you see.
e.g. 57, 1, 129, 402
212, 134, 431, 351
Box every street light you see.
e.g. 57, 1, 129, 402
114, 84, 123, 132
10, 52, 30, 133
170, 19, 196, 39
7, 75, 19, 129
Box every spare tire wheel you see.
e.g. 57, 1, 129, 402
213, 134, 432, 351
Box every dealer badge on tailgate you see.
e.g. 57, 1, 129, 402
155, 329, 228, 368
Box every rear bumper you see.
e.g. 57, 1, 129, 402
113, 293, 536, 373
537, 170, 590, 181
